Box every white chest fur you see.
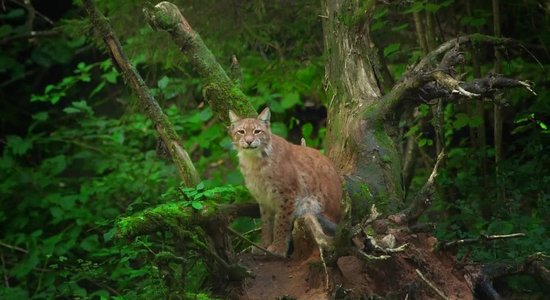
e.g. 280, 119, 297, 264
238, 150, 278, 212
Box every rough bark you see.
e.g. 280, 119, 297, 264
321, 0, 405, 219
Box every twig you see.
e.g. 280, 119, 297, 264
0, 30, 59, 46
0, 241, 28, 254
84, 278, 121, 296
416, 269, 448, 300
439, 233, 526, 250
8, 0, 53, 25
226, 227, 285, 259
1, 255, 9, 288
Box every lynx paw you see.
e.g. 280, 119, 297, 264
250, 246, 267, 256
267, 244, 288, 257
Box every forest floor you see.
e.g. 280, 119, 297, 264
231, 231, 473, 299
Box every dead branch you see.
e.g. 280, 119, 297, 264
143, 1, 256, 123
83, 0, 200, 187
416, 269, 448, 300
0, 30, 59, 46
371, 34, 532, 120
399, 150, 446, 223
439, 233, 526, 250
0, 241, 28, 254
227, 227, 284, 259
229, 55, 243, 88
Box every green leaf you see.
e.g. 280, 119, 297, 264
103, 228, 116, 243
391, 23, 409, 32
6, 135, 32, 156
111, 130, 125, 144
32, 112, 49, 121
11, 250, 39, 279
301, 123, 313, 139
196, 182, 205, 190
271, 122, 288, 138
42, 155, 67, 176
158, 76, 170, 89
383, 43, 400, 57
191, 201, 204, 210
80, 235, 99, 252
50, 207, 63, 219
453, 113, 469, 129
281, 92, 300, 109
63, 107, 80, 114
103, 71, 118, 83
425, 3, 441, 12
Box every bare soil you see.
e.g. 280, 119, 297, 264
231, 231, 473, 299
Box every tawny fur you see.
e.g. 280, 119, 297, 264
229, 108, 342, 256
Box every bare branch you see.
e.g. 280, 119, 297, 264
371, 34, 520, 120
416, 269, 449, 300
439, 233, 526, 250
227, 227, 285, 259
400, 150, 446, 223
0, 241, 28, 254
83, 0, 200, 187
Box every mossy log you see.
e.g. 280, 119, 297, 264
117, 201, 259, 239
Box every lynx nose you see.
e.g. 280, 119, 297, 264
244, 136, 254, 145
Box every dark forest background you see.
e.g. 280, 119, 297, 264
1, 0, 549, 298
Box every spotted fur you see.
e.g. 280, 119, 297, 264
229, 108, 342, 256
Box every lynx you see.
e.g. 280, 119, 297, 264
229, 107, 342, 257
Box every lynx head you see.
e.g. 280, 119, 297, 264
229, 107, 272, 153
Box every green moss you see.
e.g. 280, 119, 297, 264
117, 201, 221, 238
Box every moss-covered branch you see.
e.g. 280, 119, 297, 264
83, 0, 200, 187
143, 1, 256, 123
117, 200, 259, 239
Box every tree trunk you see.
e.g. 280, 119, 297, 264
321, 0, 404, 219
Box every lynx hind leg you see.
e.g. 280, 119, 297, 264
292, 213, 333, 258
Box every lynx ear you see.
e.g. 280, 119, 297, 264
257, 107, 271, 123
228, 110, 240, 123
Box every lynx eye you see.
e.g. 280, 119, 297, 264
253, 129, 263, 135
236, 129, 245, 135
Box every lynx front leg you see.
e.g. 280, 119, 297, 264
259, 206, 274, 247
267, 210, 293, 257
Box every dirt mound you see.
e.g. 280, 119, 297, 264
231, 232, 473, 299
